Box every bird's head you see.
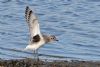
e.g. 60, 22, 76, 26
48, 35, 58, 42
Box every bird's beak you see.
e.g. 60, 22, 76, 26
56, 39, 59, 41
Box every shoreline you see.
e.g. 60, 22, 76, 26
0, 58, 100, 67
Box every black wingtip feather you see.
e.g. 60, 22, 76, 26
25, 6, 29, 21
28, 10, 32, 22
25, 6, 32, 22
25, 6, 29, 14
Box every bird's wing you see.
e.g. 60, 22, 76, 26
25, 6, 41, 38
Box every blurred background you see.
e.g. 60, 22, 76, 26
0, 0, 100, 61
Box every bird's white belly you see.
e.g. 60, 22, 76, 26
25, 40, 45, 50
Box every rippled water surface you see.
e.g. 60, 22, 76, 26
0, 0, 100, 61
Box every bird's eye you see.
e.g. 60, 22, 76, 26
51, 37, 53, 39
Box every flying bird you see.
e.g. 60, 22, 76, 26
25, 6, 58, 58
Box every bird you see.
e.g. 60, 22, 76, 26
25, 6, 58, 58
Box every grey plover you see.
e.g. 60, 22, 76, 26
25, 6, 58, 55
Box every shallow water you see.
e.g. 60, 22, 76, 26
0, 0, 100, 61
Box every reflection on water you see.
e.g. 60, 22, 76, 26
0, 0, 100, 61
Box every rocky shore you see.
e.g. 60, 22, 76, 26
0, 58, 100, 67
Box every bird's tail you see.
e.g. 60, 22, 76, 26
24, 44, 31, 51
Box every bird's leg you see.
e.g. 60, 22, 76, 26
33, 50, 39, 61
33, 50, 36, 59
34, 50, 39, 62
36, 49, 39, 60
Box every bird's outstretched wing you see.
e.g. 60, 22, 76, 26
25, 6, 41, 38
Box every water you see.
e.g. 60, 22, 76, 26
0, 0, 100, 61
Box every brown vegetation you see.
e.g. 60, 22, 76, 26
0, 58, 100, 67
